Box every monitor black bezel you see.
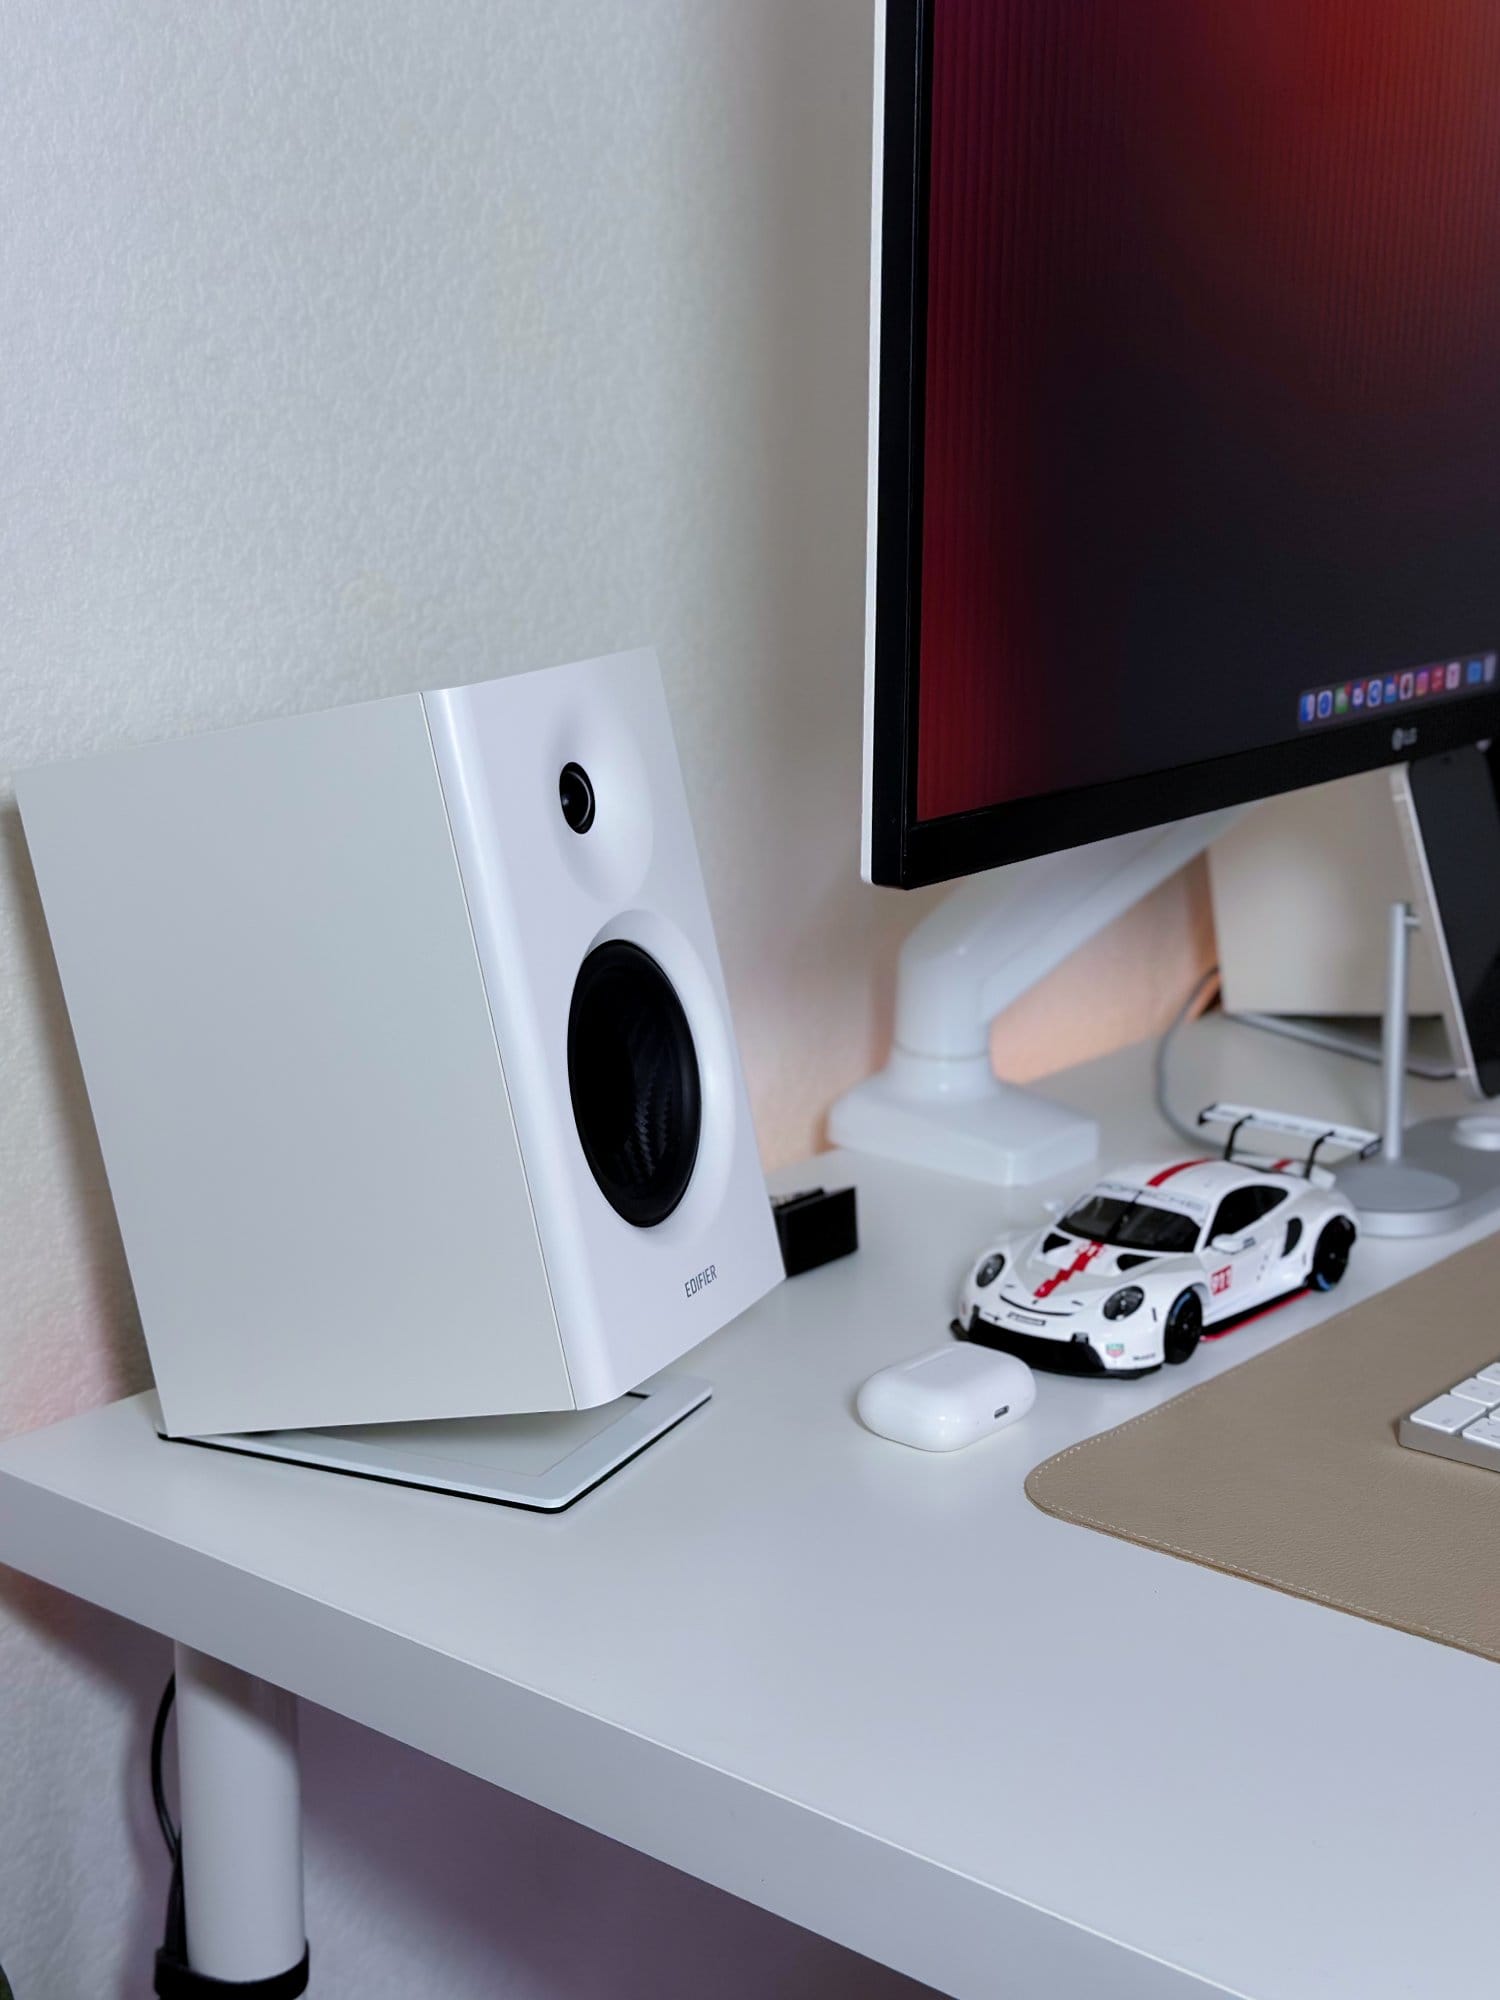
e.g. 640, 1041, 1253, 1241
869, 0, 1500, 889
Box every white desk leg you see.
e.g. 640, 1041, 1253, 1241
174, 1643, 306, 1982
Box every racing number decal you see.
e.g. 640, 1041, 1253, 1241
1211, 1265, 1232, 1297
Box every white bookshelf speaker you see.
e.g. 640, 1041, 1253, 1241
18, 649, 783, 1439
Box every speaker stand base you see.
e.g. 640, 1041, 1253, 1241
163, 1373, 711, 1512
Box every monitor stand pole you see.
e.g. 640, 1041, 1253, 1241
1335, 902, 1465, 1235
829, 810, 1240, 1187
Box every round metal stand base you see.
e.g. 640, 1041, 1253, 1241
1337, 1117, 1500, 1238
1335, 1160, 1461, 1236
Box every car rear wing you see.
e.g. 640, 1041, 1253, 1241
1196, 1102, 1380, 1179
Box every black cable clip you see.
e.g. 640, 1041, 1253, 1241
154, 1942, 310, 1998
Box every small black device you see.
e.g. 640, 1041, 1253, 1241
772, 1186, 858, 1278
1394, 745, 1500, 1099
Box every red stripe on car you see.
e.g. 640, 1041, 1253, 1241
1035, 1240, 1106, 1300
1203, 1291, 1302, 1340
1145, 1158, 1209, 1186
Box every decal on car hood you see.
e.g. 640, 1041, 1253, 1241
1033, 1240, 1106, 1299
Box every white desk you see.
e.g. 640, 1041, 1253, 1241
2, 1016, 1495, 1998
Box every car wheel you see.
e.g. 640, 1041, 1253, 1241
1163, 1288, 1203, 1365
1309, 1215, 1356, 1292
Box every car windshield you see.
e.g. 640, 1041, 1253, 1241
1058, 1193, 1201, 1256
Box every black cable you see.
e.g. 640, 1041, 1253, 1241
151, 1675, 180, 1861
150, 1674, 189, 1982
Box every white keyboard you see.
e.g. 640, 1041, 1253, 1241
1399, 1360, 1500, 1472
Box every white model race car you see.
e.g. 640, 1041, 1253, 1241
958, 1106, 1368, 1378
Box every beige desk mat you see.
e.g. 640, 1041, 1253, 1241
1026, 1235, 1500, 1662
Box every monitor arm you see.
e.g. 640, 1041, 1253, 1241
829, 810, 1241, 1186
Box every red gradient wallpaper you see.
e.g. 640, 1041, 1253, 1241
915, 0, 1500, 822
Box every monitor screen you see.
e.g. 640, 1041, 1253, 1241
868, 0, 1500, 886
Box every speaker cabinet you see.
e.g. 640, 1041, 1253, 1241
18, 650, 783, 1436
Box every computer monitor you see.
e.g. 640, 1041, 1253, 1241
866, 0, 1500, 890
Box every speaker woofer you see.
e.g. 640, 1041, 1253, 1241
568, 941, 702, 1227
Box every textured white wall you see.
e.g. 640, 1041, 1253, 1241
0, 3, 1205, 1993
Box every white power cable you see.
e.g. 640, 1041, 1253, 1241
1153, 963, 1222, 1147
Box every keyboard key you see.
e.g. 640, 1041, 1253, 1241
1450, 1377, 1500, 1406
1408, 1394, 1484, 1434
1477, 1361, 1500, 1386
1458, 1415, 1500, 1454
